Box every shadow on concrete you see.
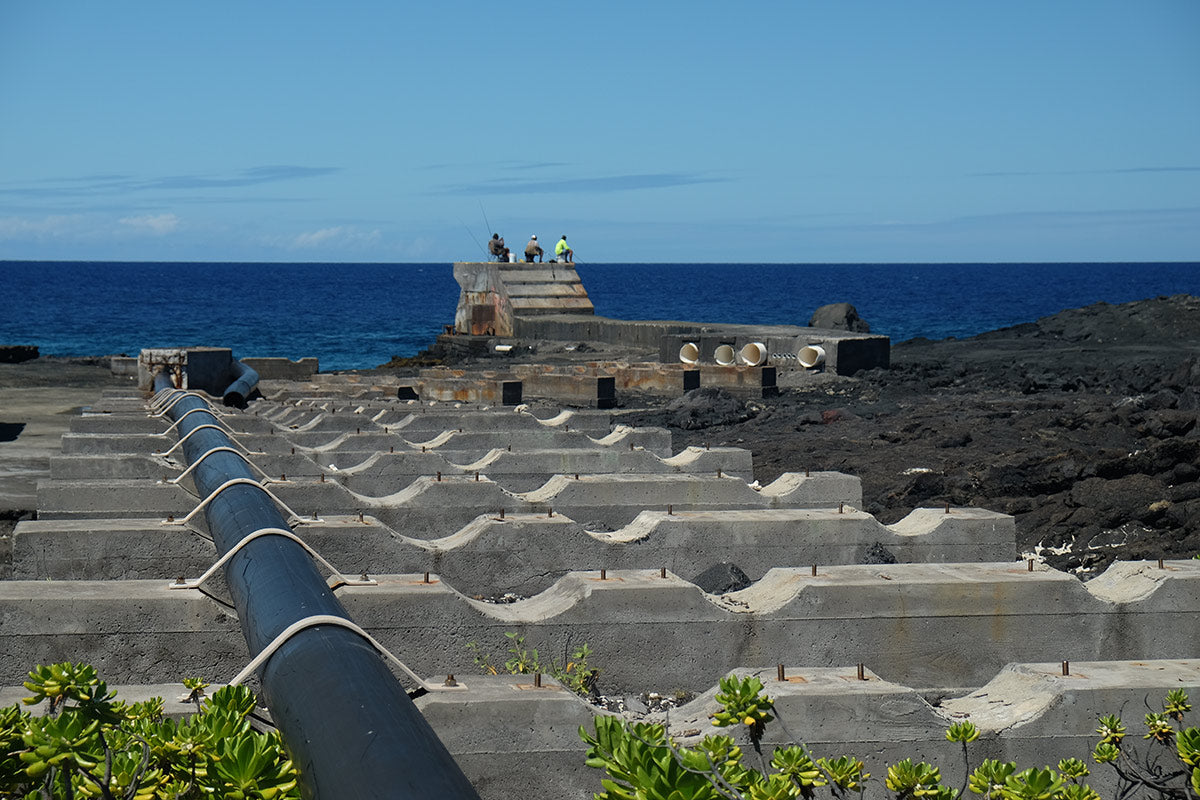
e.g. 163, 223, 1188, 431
0, 422, 26, 442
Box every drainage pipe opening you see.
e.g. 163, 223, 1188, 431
738, 342, 767, 366
798, 345, 826, 369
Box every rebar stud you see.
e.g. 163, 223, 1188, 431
857, 663, 866, 680
437, 471, 441, 481
423, 571, 430, 584
1028, 558, 1034, 571
499, 508, 505, 519
358, 511, 364, 523
600, 568, 606, 580
444, 674, 457, 687
1158, 557, 1165, 569
811, 564, 817, 576
320, 473, 325, 483
838, 502, 844, 514
533, 672, 542, 688
667, 504, 673, 515
660, 567, 667, 578
945, 502, 951, 514
1061, 660, 1070, 676
777, 664, 785, 682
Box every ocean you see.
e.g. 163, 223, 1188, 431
1, 261, 1198, 372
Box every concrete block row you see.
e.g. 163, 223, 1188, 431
48, 444, 755, 492
2, 561, 1195, 693
10, 506, 1015, 590
57, 424, 674, 461
35, 470, 863, 534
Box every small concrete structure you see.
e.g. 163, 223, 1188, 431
450, 262, 889, 379
453, 262, 593, 336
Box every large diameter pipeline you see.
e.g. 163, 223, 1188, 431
222, 359, 259, 407
153, 374, 480, 800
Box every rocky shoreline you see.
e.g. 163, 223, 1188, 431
621, 294, 1200, 576
2, 294, 1197, 579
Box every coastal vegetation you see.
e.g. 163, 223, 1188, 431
579, 674, 1200, 800
2, 662, 299, 799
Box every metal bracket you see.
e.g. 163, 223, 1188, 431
152, 391, 209, 418
227, 613, 466, 693
160, 407, 233, 436
166, 446, 277, 486
168, 526, 376, 591
162, 477, 317, 527
156, 423, 263, 458
148, 387, 187, 411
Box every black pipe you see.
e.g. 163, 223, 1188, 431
222, 359, 259, 408
153, 375, 481, 799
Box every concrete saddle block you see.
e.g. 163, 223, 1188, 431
11, 505, 1013, 591
333, 560, 1200, 694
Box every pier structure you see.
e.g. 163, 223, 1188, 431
449, 262, 890, 379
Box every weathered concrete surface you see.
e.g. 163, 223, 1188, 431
35, 470, 862, 532
337, 560, 1200, 693
12, 506, 1013, 589
6, 562, 1197, 692
414, 674, 600, 800
453, 262, 595, 336
0, 579, 245, 684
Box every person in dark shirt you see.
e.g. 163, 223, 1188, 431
488, 233, 509, 262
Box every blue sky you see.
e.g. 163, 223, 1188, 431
1, 1, 1197, 263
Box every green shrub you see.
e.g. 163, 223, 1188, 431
2, 662, 300, 799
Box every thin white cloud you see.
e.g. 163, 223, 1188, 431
289, 226, 381, 249
0, 214, 90, 239
118, 213, 179, 235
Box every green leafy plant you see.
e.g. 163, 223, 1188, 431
466, 631, 600, 696
580, 681, 1200, 800
885, 758, 944, 799
968, 758, 1017, 798
1090, 690, 1199, 800
2, 662, 301, 800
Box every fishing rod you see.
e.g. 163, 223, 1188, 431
457, 218, 487, 257
479, 201, 492, 237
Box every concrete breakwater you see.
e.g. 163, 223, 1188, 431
3, 369, 1197, 800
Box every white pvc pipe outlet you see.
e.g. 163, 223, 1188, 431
798, 345, 826, 369
714, 344, 736, 366
678, 342, 700, 366
738, 342, 767, 366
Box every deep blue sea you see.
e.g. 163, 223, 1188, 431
1, 261, 1198, 372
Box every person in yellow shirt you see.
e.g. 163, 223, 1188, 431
554, 235, 574, 263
